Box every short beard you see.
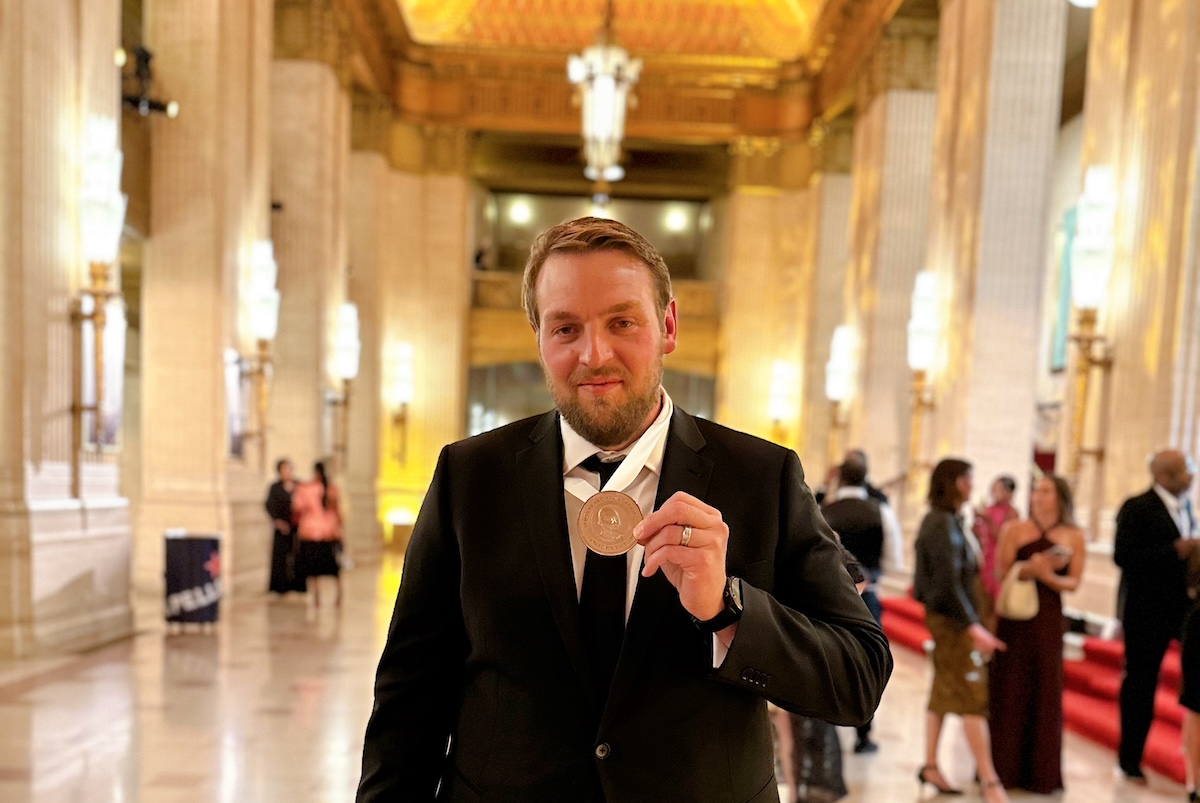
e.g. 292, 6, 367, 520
549, 361, 664, 449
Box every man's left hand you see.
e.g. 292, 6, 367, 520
634, 491, 728, 621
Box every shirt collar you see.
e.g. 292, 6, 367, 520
833, 486, 869, 501
1154, 483, 1183, 513
561, 389, 673, 477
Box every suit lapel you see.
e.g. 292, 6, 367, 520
601, 409, 713, 730
516, 411, 597, 701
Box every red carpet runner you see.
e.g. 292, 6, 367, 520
880, 594, 1185, 783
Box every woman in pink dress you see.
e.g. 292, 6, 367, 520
292, 461, 344, 607
974, 476, 1019, 623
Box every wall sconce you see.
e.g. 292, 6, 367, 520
1066, 166, 1117, 487
390, 342, 415, 464
71, 117, 129, 497
239, 240, 282, 470
118, 46, 179, 118
767, 360, 798, 446
329, 302, 362, 470
907, 271, 940, 477
825, 325, 856, 468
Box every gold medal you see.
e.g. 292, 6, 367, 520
578, 491, 642, 556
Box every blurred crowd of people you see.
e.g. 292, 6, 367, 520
779, 447, 1200, 803
265, 458, 345, 607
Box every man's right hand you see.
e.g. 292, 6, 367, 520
1174, 538, 1198, 559
274, 519, 291, 534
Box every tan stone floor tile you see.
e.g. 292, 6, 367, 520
0, 555, 1184, 801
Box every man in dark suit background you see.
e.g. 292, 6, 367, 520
1115, 449, 1199, 782
357, 217, 892, 802
820, 452, 903, 754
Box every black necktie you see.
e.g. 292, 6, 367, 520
579, 454, 626, 705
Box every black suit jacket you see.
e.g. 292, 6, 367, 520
358, 408, 892, 802
1114, 488, 1190, 631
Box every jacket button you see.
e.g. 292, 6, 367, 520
595, 743, 610, 759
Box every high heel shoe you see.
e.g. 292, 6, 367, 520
1188, 790, 1198, 802
980, 778, 1008, 803
917, 766, 963, 795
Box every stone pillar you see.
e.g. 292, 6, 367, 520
0, 0, 133, 655
343, 91, 391, 563
138, 0, 274, 598
376, 124, 473, 534
798, 122, 854, 482
924, 0, 1066, 515
269, 0, 352, 480
716, 139, 816, 451
1081, 0, 1200, 525
843, 16, 938, 496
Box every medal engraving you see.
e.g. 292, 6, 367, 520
579, 491, 642, 556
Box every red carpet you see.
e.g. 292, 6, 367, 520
879, 593, 1186, 783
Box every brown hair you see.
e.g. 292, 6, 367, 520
1043, 473, 1077, 528
521, 216, 673, 330
928, 458, 972, 512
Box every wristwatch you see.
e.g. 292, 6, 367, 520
692, 576, 744, 632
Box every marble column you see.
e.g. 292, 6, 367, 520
343, 92, 391, 563
798, 122, 854, 482
0, 0, 133, 655
1079, 0, 1200, 528
716, 140, 815, 452
138, 0, 274, 598
376, 125, 473, 535
924, 0, 1066, 515
843, 17, 938, 496
269, 0, 352, 481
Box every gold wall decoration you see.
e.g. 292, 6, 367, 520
275, 0, 356, 87
352, 88, 393, 155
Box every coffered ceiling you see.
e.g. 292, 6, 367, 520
395, 0, 825, 65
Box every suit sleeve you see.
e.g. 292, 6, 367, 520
1114, 495, 1181, 575
358, 447, 467, 802
712, 451, 893, 727
913, 513, 978, 629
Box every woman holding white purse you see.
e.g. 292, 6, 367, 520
989, 474, 1086, 794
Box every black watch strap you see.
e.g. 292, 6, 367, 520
692, 576, 744, 633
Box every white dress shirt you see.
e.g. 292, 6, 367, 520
559, 391, 731, 666
1154, 483, 1196, 538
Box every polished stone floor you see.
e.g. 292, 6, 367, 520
0, 554, 1186, 802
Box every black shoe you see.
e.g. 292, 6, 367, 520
853, 737, 878, 754
1117, 765, 1148, 785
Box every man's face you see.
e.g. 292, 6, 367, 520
279, 461, 294, 482
534, 250, 677, 450
1161, 455, 1197, 496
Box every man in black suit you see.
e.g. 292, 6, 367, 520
1115, 449, 1199, 782
357, 217, 892, 802
820, 453, 903, 754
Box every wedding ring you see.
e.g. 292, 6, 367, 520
680, 525, 692, 547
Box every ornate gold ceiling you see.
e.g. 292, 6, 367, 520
395, 0, 825, 65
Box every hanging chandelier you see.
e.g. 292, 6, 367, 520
567, 0, 641, 183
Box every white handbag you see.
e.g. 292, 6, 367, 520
996, 560, 1039, 620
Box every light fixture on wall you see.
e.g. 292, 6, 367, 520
239, 240, 282, 471
1066, 166, 1117, 488
768, 360, 798, 446
825, 325, 856, 468
118, 46, 179, 118
907, 271, 940, 477
71, 117, 129, 497
390, 342, 415, 464
329, 302, 362, 471
567, 0, 641, 184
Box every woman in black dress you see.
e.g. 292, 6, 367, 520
265, 458, 305, 594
